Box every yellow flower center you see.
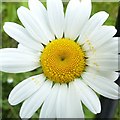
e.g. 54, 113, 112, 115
40, 38, 86, 83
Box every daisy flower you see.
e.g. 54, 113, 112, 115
1, 0, 120, 118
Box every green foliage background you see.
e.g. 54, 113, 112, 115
1, 1, 120, 119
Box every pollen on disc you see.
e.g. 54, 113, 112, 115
40, 38, 86, 83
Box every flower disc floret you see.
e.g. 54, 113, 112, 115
40, 38, 86, 83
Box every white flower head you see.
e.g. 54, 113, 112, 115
1, 0, 120, 119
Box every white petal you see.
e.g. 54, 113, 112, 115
40, 83, 60, 118
82, 72, 120, 99
18, 44, 41, 55
83, 26, 117, 51
0, 48, 40, 73
118, 38, 120, 53
74, 79, 101, 114
78, 11, 109, 44
87, 53, 118, 59
86, 53, 118, 71
28, 0, 55, 41
86, 52, 118, 60
56, 84, 68, 118
17, 6, 50, 44
65, 0, 91, 40
47, 0, 64, 38
87, 57, 118, 71
65, 82, 84, 118
86, 67, 119, 81
3, 22, 44, 51
8, 74, 45, 105
20, 80, 52, 119
97, 37, 118, 54
39, 83, 60, 118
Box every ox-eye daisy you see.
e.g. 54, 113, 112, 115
1, 0, 120, 118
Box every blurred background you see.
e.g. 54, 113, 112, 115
1, 1, 120, 119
